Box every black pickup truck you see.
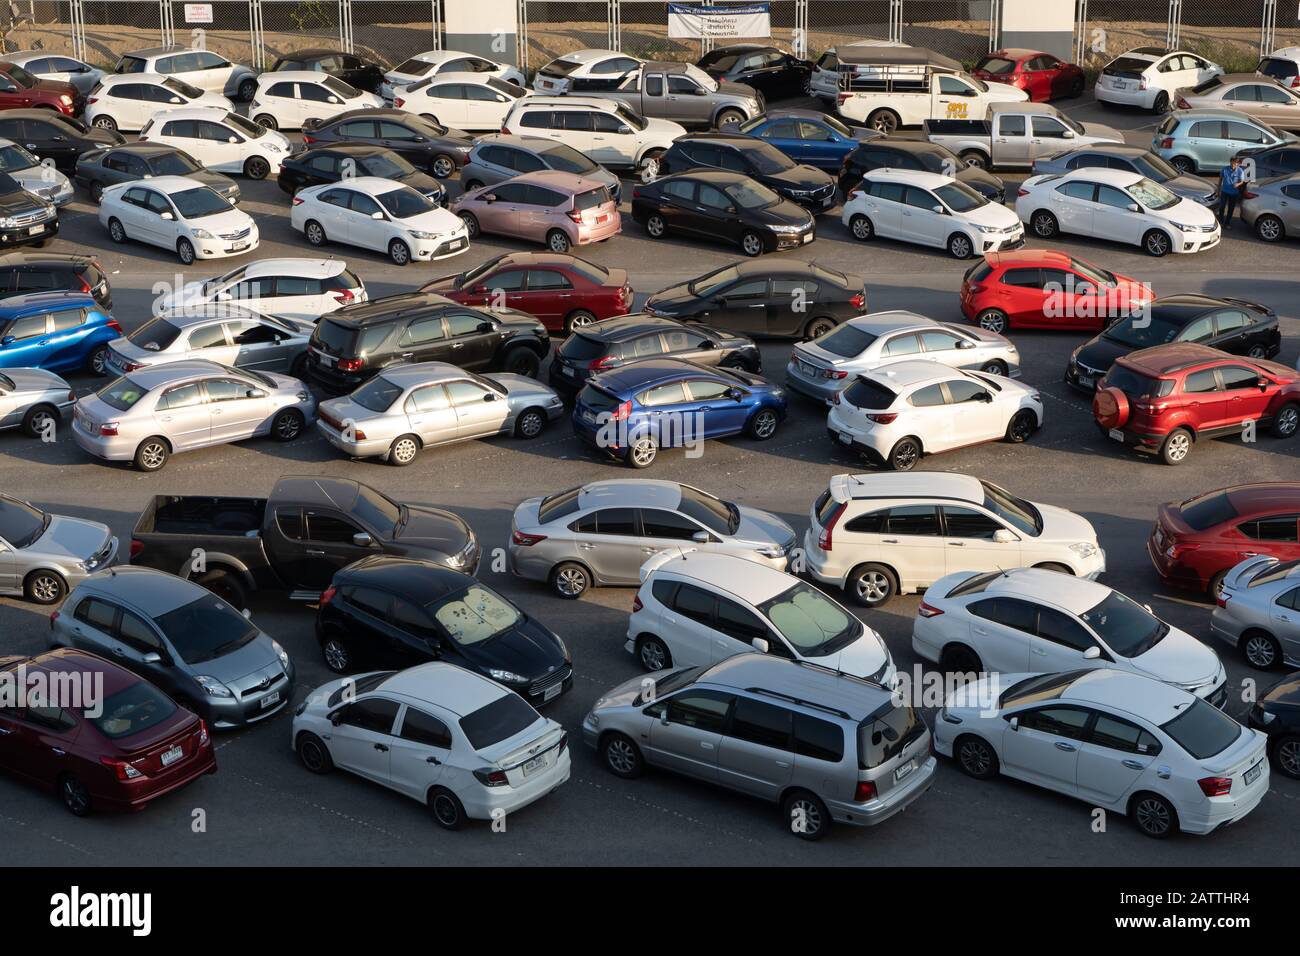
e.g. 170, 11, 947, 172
129, 476, 479, 608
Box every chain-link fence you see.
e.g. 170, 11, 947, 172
1, 0, 76, 56
1076, 0, 1175, 68
259, 0, 343, 63
1178, 0, 1268, 69
174, 0, 254, 66
902, 0, 997, 63
805, 0, 894, 57
521, 0, 610, 72
351, 0, 442, 67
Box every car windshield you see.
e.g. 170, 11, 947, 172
0, 372, 11, 391
0, 143, 38, 172
935, 181, 988, 213
613, 102, 648, 131
757, 581, 861, 657
678, 484, 740, 536
89, 682, 178, 739
332, 670, 394, 705
96, 376, 148, 411
725, 179, 780, 209
0, 496, 48, 548
999, 670, 1089, 707
687, 264, 740, 298
162, 77, 203, 98
746, 142, 795, 174
1161, 698, 1243, 759
393, 57, 436, 76
1128, 177, 1179, 211
431, 584, 520, 645
360, 153, 414, 178
352, 485, 402, 537
977, 56, 1017, 74
322, 76, 359, 98
350, 375, 403, 411
980, 480, 1042, 536
5, 65, 37, 88
814, 323, 875, 357
376, 186, 435, 218
540, 143, 598, 174
1068, 256, 1116, 286
171, 186, 231, 219
458, 693, 540, 750
1179, 490, 1237, 530
1129, 151, 1181, 182
1104, 309, 1190, 347
127, 317, 181, 351
155, 595, 258, 665
148, 150, 202, 175
1079, 590, 1168, 658
225, 113, 267, 139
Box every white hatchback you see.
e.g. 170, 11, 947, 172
113, 46, 259, 101
155, 258, 367, 320
382, 50, 526, 100
532, 49, 642, 94
250, 72, 382, 131
1094, 47, 1222, 112
84, 73, 232, 132
394, 73, 529, 132
99, 176, 258, 264
139, 107, 291, 180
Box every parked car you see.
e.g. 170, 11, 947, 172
548, 314, 759, 398
0, 366, 75, 439
1094, 46, 1222, 113
51, 567, 294, 727
532, 49, 641, 94
572, 358, 787, 468
584, 652, 935, 841
0, 492, 116, 603
0, 252, 110, 310
0, 138, 73, 205
591, 61, 763, 129
837, 136, 1005, 202
1257, 47, 1300, 89
316, 362, 564, 465
658, 132, 837, 210
316, 556, 571, 707
0, 171, 57, 250
250, 72, 382, 131
696, 43, 813, 99
827, 360, 1043, 471
453, 171, 620, 254
1152, 107, 1295, 174
1240, 171, 1300, 241
924, 102, 1122, 171
270, 47, 388, 94
972, 49, 1087, 101
1016, 167, 1220, 256
802, 472, 1103, 608
99, 176, 257, 265
1234, 140, 1300, 178
0, 291, 119, 375
303, 292, 550, 393
508, 478, 796, 598
301, 109, 474, 179
934, 668, 1266, 838
844, 168, 1023, 259
632, 170, 816, 257
291, 176, 468, 266
1212, 556, 1300, 669
1030, 143, 1218, 206
0, 110, 122, 171
71, 359, 316, 471
381, 50, 525, 100
422, 254, 630, 337
393, 73, 527, 132
0, 648, 215, 815
292, 661, 570, 829
84, 73, 231, 132
735, 109, 879, 171
1248, 672, 1300, 778
501, 95, 684, 178
460, 133, 621, 202
103, 305, 315, 378
1092, 343, 1300, 464
1173, 74, 1300, 131
276, 143, 446, 205
0, 60, 81, 115
2, 51, 103, 95
1149, 483, 1300, 595
154, 258, 366, 320
127, 475, 480, 607
786, 312, 1020, 405
113, 46, 258, 101
1068, 294, 1280, 391
74, 143, 240, 205
139, 107, 290, 180
809, 40, 909, 101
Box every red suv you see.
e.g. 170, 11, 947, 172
0, 648, 215, 816
1093, 343, 1300, 465
0, 62, 81, 116
1149, 483, 1300, 593
420, 251, 631, 335
959, 249, 1151, 334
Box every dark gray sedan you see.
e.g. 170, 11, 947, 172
74, 143, 240, 205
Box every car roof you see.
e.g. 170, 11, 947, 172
830, 471, 985, 505
990, 48, 1046, 59
424, 71, 503, 85
1146, 293, 1233, 322
867, 138, 942, 155
1, 647, 141, 698
501, 169, 603, 191
659, 168, 751, 185
1056, 142, 1148, 157
1059, 668, 1193, 724
514, 95, 623, 110
152, 106, 234, 121
579, 313, 690, 341
656, 551, 800, 603
700, 652, 894, 721
374, 361, 476, 387
102, 142, 187, 157
316, 175, 411, 195
986, 248, 1078, 268
277, 47, 347, 59
376, 661, 508, 716
706, 43, 771, 54
843, 310, 940, 335
861, 359, 961, 389
758, 108, 836, 122
155, 303, 268, 326
577, 478, 684, 510
233, 257, 347, 278
119, 174, 213, 194
1224, 482, 1300, 511
1054, 167, 1144, 186
0, 291, 97, 314
1119, 48, 1164, 60
984, 567, 1111, 613
328, 107, 420, 122
553, 49, 624, 63
81, 565, 205, 615
589, 357, 715, 391
272, 475, 366, 509
1117, 342, 1234, 375
262, 70, 342, 84
474, 133, 572, 153
123, 359, 233, 387
122, 46, 191, 58
862, 167, 953, 187
0, 251, 94, 268
1169, 107, 1261, 122
100, 72, 171, 85
340, 555, 470, 601
1216, 73, 1275, 84
326, 291, 453, 324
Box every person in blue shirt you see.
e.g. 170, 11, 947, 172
1217, 157, 1247, 227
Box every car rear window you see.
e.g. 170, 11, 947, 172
1104, 365, 1173, 399
1257, 57, 1298, 79
965, 260, 993, 283
815, 323, 876, 357
1178, 490, 1238, 530
1105, 56, 1153, 77
540, 57, 584, 78
1191, 76, 1222, 94
128, 317, 181, 351
1161, 698, 1243, 759
858, 702, 925, 769
977, 56, 1017, 74
313, 318, 354, 355
841, 377, 896, 409
97, 377, 148, 411
559, 332, 611, 361
89, 681, 178, 739
459, 692, 540, 750
577, 384, 622, 412
568, 258, 611, 284
574, 186, 610, 211
393, 57, 437, 76
537, 486, 582, 524
814, 489, 841, 526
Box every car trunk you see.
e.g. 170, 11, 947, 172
111, 712, 205, 778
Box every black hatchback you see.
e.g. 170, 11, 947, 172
695, 43, 813, 100
270, 48, 387, 94
1248, 672, 1300, 780
838, 138, 1005, 203
317, 556, 573, 708
276, 143, 446, 205
659, 132, 837, 210
0, 110, 123, 171
302, 109, 474, 179
0, 251, 110, 310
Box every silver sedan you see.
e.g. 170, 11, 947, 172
317, 362, 564, 466
1241, 173, 1300, 244
1211, 555, 1300, 669
0, 493, 117, 605
71, 359, 316, 472
0, 367, 76, 439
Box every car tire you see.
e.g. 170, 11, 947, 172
846, 563, 896, 607
1248, 344, 1268, 358
388, 434, 420, 466
941, 644, 984, 676
782, 789, 830, 841
427, 787, 466, 830
389, 239, 412, 266
244, 156, 270, 180
866, 108, 899, 134
296, 732, 334, 773
803, 316, 836, 340
195, 568, 247, 610
976, 308, 1007, 333
24, 569, 66, 605
564, 310, 597, 335
462, 179, 484, 193
253, 113, 277, 130
1273, 735, 1300, 779
954, 735, 999, 780
886, 436, 921, 471
502, 345, 540, 378
639, 150, 664, 183
238, 77, 257, 102
1241, 629, 1282, 669
1249, 211, 1284, 242
133, 436, 170, 472
1270, 402, 1298, 438
89, 181, 105, 204
1130, 791, 1177, 838
107, 217, 127, 243
1069, 76, 1085, 97
514, 407, 547, 439
59, 773, 92, 816
1005, 409, 1037, 443
626, 434, 658, 468
1168, 155, 1196, 175
601, 732, 644, 778
644, 213, 666, 238
320, 633, 354, 674
1142, 228, 1172, 257
91, 114, 117, 132
715, 108, 745, 129
270, 408, 304, 442
21, 403, 58, 439
459, 211, 480, 239
947, 232, 974, 259
546, 229, 571, 253
87, 345, 110, 376
739, 230, 765, 257
1030, 210, 1058, 238
959, 149, 989, 170
431, 154, 456, 179
304, 219, 327, 246
290, 354, 309, 379
1158, 427, 1192, 465
636, 635, 672, 671
177, 237, 196, 265
981, 359, 1008, 376
746, 407, 779, 440
550, 562, 590, 599
1152, 91, 1170, 114
1207, 569, 1228, 599
849, 213, 874, 241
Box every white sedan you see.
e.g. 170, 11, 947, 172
291, 176, 469, 265
99, 175, 258, 264
393, 73, 529, 132
84, 73, 232, 132
250, 72, 383, 131
934, 669, 1268, 837
382, 50, 526, 101
1015, 167, 1220, 256
827, 360, 1043, 470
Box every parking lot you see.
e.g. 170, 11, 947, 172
1, 91, 1297, 866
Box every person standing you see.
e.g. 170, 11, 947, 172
1217, 157, 1246, 227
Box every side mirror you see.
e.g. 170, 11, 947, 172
228, 136, 238, 144
1009, 716, 1019, 731
956, 339, 974, 349
329, 711, 344, 727
370, 211, 384, 220
700, 339, 717, 350
246, 388, 267, 398
1127, 203, 1140, 212
976, 391, 992, 402
751, 637, 770, 653
725, 387, 743, 401
1257, 377, 1269, 390
142, 651, 162, 664
692, 87, 706, 95
470, 284, 488, 294
932, 205, 945, 214
992, 529, 1016, 544
482, 193, 496, 203
691, 530, 709, 543
159, 210, 174, 220
328, 97, 340, 105
618, 124, 633, 134
483, 392, 497, 402
216, 291, 232, 301
169, 97, 182, 104
1083, 646, 1102, 660
658, 709, 670, 726
241, 608, 252, 619
1063, 130, 1075, 138
1142, 603, 1153, 613
477, 321, 494, 333
2, 335, 15, 346
352, 531, 373, 547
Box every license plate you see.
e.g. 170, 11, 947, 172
315, 351, 335, 367
1115, 80, 1129, 89
894, 760, 914, 783
595, 214, 608, 223
583, 411, 596, 423
28, 224, 44, 235
521, 753, 547, 777
543, 682, 562, 702
562, 365, 575, 377
260, 690, 280, 710
1079, 374, 1094, 389
1244, 759, 1263, 786
161, 745, 183, 767
449, 239, 465, 250
801, 233, 813, 244
838, 431, 853, 445
1108, 428, 1124, 442
230, 240, 248, 251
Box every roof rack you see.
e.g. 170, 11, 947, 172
745, 686, 853, 720
790, 656, 888, 690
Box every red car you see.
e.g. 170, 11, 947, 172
420, 251, 632, 335
972, 49, 1086, 102
1093, 343, 1300, 465
0, 648, 215, 816
1149, 483, 1300, 593
0, 62, 81, 116
959, 249, 1152, 333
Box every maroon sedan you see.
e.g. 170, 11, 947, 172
421, 251, 632, 335
972, 49, 1085, 102
0, 648, 215, 815
0, 62, 81, 116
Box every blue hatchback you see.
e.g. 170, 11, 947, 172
736, 109, 880, 171
0, 292, 120, 375
572, 358, 787, 468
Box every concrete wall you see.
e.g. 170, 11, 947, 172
1000, 0, 1076, 60
444, 0, 520, 64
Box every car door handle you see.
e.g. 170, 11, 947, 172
426, 755, 441, 765
948, 541, 964, 547
451, 342, 464, 349
700, 741, 714, 750
110, 646, 125, 656
51, 747, 66, 756
0, 727, 11, 735
1054, 742, 1077, 752
306, 549, 325, 556
159, 416, 173, 422
748, 304, 764, 308
973, 626, 988, 635
1122, 759, 1146, 770
374, 743, 389, 752
399, 352, 414, 360
211, 409, 223, 416
775, 760, 790, 768
578, 543, 596, 550
881, 538, 898, 544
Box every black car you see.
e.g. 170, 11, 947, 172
0, 252, 110, 309
631, 169, 815, 257
304, 291, 551, 393
0, 110, 123, 172
659, 132, 837, 210
838, 138, 1005, 203
696, 43, 813, 99
644, 260, 866, 339
1248, 672, 1300, 780
276, 143, 446, 205
303, 109, 474, 179
316, 556, 572, 708
548, 313, 760, 396
1067, 294, 1281, 391
0, 173, 57, 250
270, 48, 387, 94
1236, 142, 1300, 179
73, 143, 240, 205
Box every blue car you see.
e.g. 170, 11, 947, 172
0, 292, 120, 375
572, 357, 787, 468
735, 109, 880, 171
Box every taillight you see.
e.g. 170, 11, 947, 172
613, 400, 632, 421
967, 283, 983, 293
107, 320, 122, 333
1291, 76, 1300, 88
350, 427, 367, 440
837, 92, 851, 105
587, 355, 617, 371
853, 780, 877, 801
918, 601, 944, 618
511, 530, 547, 547
631, 187, 642, 201
1242, 190, 1257, 200
500, 125, 510, 134
566, 209, 583, 223
818, 502, 845, 551
1139, 77, 1149, 90
849, 292, 865, 309
320, 585, 337, 605
129, 539, 143, 558
632, 594, 643, 613
78, 275, 91, 293
1016, 187, 1030, 197
199, 719, 209, 746
99, 422, 118, 436
292, 197, 304, 206
1198, 776, 1232, 797
86, 95, 98, 105
337, 357, 363, 372
474, 768, 509, 787
847, 189, 863, 201
302, 134, 315, 144
1215, 591, 1230, 609
331, 289, 355, 305
866, 413, 897, 424
1175, 95, 1190, 109
1159, 136, 1174, 149
394, 97, 405, 107
100, 757, 142, 781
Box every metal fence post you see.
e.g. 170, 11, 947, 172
1075, 0, 1087, 63
1166, 0, 1180, 49
159, 0, 174, 44
518, 0, 528, 73
794, 0, 807, 58
341, 0, 352, 51
889, 0, 902, 43
1261, 0, 1276, 54
988, 0, 999, 52
433, 0, 442, 50
70, 0, 86, 60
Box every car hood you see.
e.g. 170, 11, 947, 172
451, 615, 567, 677
85, 126, 125, 147
401, 205, 464, 233
984, 84, 1030, 103
717, 79, 760, 101
1129, 626, 1221, 687
962, 201, 1020, 228
193, 91, 234, 109
765, 164, 834, 190
1035, 502, 1098, 545
1079, 122, 1124, 144
31, 77, 78, 97
1074, 333, 1129, 374
10, 166, 70, 192
198, 634, 285, 685
945, 672, 1026, 712
748, 199, 814, 227
733, 505, 797, 550
1, 366, 68, 393
391, 505, 472, 554
0, 188, 45, 215
494, 372, 558, 404
1163, 174, 1217, 203
812, 627, 890, 682
956, 166, 1004, 193
28, 514, 112, 561
1162, 196, 1217, 227
156, 279, 209, 311
187, 207, 253, 233
645, 117, 688, 139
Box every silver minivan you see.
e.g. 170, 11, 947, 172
583, 652, 935, 840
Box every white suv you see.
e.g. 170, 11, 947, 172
502, 95, 685, 175
1094, 46, 1222, 113
628, 550, 895, 685
802, 472, 1105, 607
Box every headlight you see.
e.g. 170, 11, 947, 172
60, 94, 72, 105
977, 224, 1000, 233
757, 545, 786, 558
768, 222, 805, 233
1069, 542, 1099, 559
196, 675, 234, 698
408, 230, 441, 240
1029, 393, 1041, 403
1259, 710, 1276, 725
192, 228, 214, 239
295, 390, 309, 402
0, 217, 15, 228
271, 640, 291, 670
488, 668, 527, 685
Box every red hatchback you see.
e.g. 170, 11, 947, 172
420, 251, 632, 335
960, 249, 1152, 333
1149, 483, 1300, 593
0, 648, 215, 816
972, 49, 1086, 102
1093, 343, 1300, 465
0, 62, 81, 116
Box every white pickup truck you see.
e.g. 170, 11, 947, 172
923, 103, 1124, 170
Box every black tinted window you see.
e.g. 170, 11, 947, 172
1019, 706, 1091, 739
886, 506, 940, 536
399, 707, 453, 747
728, 697, 791, 750
338, 697, 400, 733
793, 713, 843, 762
662, 691, 732, 732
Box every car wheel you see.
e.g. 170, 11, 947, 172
887, 436, 921, 471
92, 114, 117, 132
1255, 213, 1285, 242
602, 732, 644, 778
253, 113, 277, 130
459, 212, 480, 239
1152, 91, 1170, 114
387, 434, 420, 466
1130, 792, 1176, 838
1271, 402, 1298, 438
1274, 735, 1300, 779
1005, 409, 1037, 443
981, 359, 1008, 376
715, 108, 745, 129
502, 345, 540, 378
803, 316, 836, 340
740, 230, 765, 257
959, 150, 988, 170
746, 408, 779, 440
427, 787, 466, 830
107, 217, 126, 243
238, 77, 257, 102
59, 774, 91, 816
1158, 427, 1192, 465
849, 213, 874, 242
133, 436, 170, 472
290, 354, 309, 379
296, 732, 334, 773
866, 108, 899, 133
389, 239, 412, 266
551, 562, 590, 599
847, 563, 896, 607
244, 156, 270, 180
514, 407, 547, 439
1241, 629, 1282, 669
942, 644, 984, 676
462, 179, 484, 192
1031, 210, 1058, 238
177, 237, 196, 265
1208, 569, 1228, 600
321, 634, 353, 674
564, 310, 596, 335
195, 568, 247, 610
270, 408, 304, 442
975, 309, 1006, 333
546, 229, 571, 253
1142, 229, 1172, 257
1248, 344, 1268, 358
431, 154, 456, 179
627, 435, 658, 468
639, 150, 663, 183
947, 232, 974, 259
955, 735, 999, 780
782, 789, 830, 840
636, 635, 671, 672
24, 570, 66, 605
89, 181, 105, 204
304, 219, 327, 246
87, 345, 110, 376
644, 213, 666, 238
1069, 76, 1085, 97
21, 404, 58, 439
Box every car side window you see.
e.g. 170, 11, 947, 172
391, 597, 439, 640
685, 379, 732, 402
843, 509, 886, 534
74, 596, 118, 631
1017, 706, 1092, 739
1034, 606, 1096, 652
344, 585, 390, 617
623, 333, 666, 359
203, 378, 250, 402
1095, 185, 1133, 209
659, 690, 733, 731
1089, 712, 1162, 755
275, 508, 303, 539
1219, 365, 1262, 391
1031, 117, 1068, 138
157, 383, 205, 410
999, 114, 1026, 137
941, 507, 1003, 540
525, 269, 571, 290
1211, 309, 1250, 334
882, 333, 922, 356
446, 312, 488, 337
908, 383, 946, 407
4, 315, 47, 340
305, 513, 363, 543
1239, 515, 1299, 541
640, 508, 704, 541
187, 324, 228, 350
727, 697, 792, 750
945, 379, 991, 404
117, 610, 162, 651
793, 713, 844, 762
399, 316, 447, 346
885, 505, 941, 535
715, 598, 779, 649
969, 596, 1037, 632
662, 179, 695, 202
697, 184, 732, 210
589, 507, 637, 536
406, 384, 451, 413
1182, 369, 1220, 393
1277, 586, 1300, 610
641, 382, 688, 406
670, 582, 715, 625
444, 379, 493, 406
399, 707, 453, 748
1000, 267, 1042, 288
337, 697, 401, 733
1059, 181, 1096, 201
919, 330, 963, 352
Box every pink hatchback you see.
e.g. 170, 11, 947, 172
452, 170, 621, 253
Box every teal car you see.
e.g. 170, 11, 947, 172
1153, 107, 1298, 174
